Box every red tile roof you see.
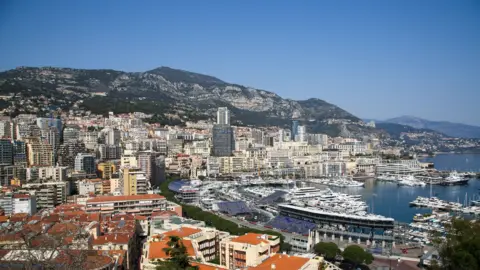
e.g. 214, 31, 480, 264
92, 233, 132, 245
231, 233, 270, 245
250, 254, 310, 270
191, 262, 227, 270
148, 239, 195, 259
162, 227, 202, 238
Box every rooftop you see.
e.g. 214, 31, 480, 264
148, 239, 195, 259
231, 233, 270, 246
162, 227, 202, 238
86, 194, 165, 203
251, 254, 310, 270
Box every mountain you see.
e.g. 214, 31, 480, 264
375, 122, 445, 139
0, 66, 377, 137
385, 116, 480, 139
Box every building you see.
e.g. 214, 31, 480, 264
219, 233, 281, 269
21, 181, 71, 208
106, 128, 121, 145
26, 166, 68, 182
85, 194, 168, 216
27, 142, 54, 167
212, 125, 234, 157
137, 151, 158, 181
42, 126, 60, 153
12, 194, 37, 215
216, 107, 230, 125
251, 253, 322, 270
13, 140, 27, 166
74, 153, 96, 174
120, 155, 137, 168
36, 117, 62, 135
97, 162, 116, 179
151, 156, 166, 188
297, 125, 307, 142
57, 140, 86, 168
122, 167, 148, 195
291, 120, 299, 141
0, 120, 12, 139
78, 178, 104, 195
0, 139, 13, 165
62, 126, 80, 142
97, 144, 122, 160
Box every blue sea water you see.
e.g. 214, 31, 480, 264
313, 154, 480, 223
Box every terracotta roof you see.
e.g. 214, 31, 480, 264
0, 216, 8, 223
13, 194, 30, 199
10, 213, 28, 223
162, 227, 202, 238
231, 233, 270, 245
148, 239, 195, 259
87, 194, 165, 203
191, 262, 227, 270
250, 254, 310, 270
92, 233, 132, 245
47, 222, 81, 235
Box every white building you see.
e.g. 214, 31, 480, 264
216, 107, 230, 125
12, 194, 37, 215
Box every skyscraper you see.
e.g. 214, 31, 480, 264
216, 107, 230, 125
291, 120, 299, 141
212, 125, 235, 157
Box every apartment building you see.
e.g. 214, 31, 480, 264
122, 167, 148, 195
26, 166, 68, 182
219, 233, 281, 269
21, 181, 70, 208
85, 194, 168, 216
97, 162, 116, 179
250, 253, 322, 270
27, 142, 54, 166
74, 153, 96, 174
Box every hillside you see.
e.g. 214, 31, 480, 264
0, 66, 377, 137
385, 116, 480, 138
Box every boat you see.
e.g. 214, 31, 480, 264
440, 171, 469, 186
413, 213, 435, 222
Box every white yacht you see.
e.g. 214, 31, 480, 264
441, 171, 468, 186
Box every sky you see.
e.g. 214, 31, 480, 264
0, 1, 479, 125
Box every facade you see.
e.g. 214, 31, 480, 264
42, 126, 60, 153
216, 107, 230, 125
21, 181, 70, 208
62, 126, 80, 142
57, 140, 86, 168
138, 151, 157, 181
98, 144, 122, 160
97, 162, 116, 179
106, 128, 121, 145
36, 117, 62, 135
219, 233, 281, 269
151, 155, 166, 187
85, 194, 168, 216
0, 139, 13, 165
13, 140, 27, 166
26, 166, 68, 182
27, 142, 54, 167
122, 167, 148, 195
212, 125, 234, 157
12, 194, 37, 215
291, 120, 299, 141
74, 153, 96, 174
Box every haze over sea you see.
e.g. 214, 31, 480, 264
311, 154, 480, 223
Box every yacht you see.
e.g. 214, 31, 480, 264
441, 171, 469, 186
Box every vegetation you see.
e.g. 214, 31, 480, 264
341, 245, 374, 268
154, 236, 199, 270
313, 242, 341, 261
160, 177, 286, 248
430, 218, 480, 270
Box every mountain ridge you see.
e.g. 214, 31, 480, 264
0, 66, 377, 137
384, 116, 480, 138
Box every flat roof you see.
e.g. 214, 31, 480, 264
87, 194, 165, 203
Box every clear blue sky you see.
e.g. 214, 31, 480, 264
0, 1, 479, 125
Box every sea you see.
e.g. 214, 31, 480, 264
311, 153, 480, 223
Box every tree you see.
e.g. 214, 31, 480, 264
155, 236, 199, 270
314, 242, 341, 261
430, 218, 480, 270
342, 245, 374, 268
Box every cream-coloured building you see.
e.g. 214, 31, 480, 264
122, 167, 148, 195
219, 233, 281, 269
27, 142, 54, 167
